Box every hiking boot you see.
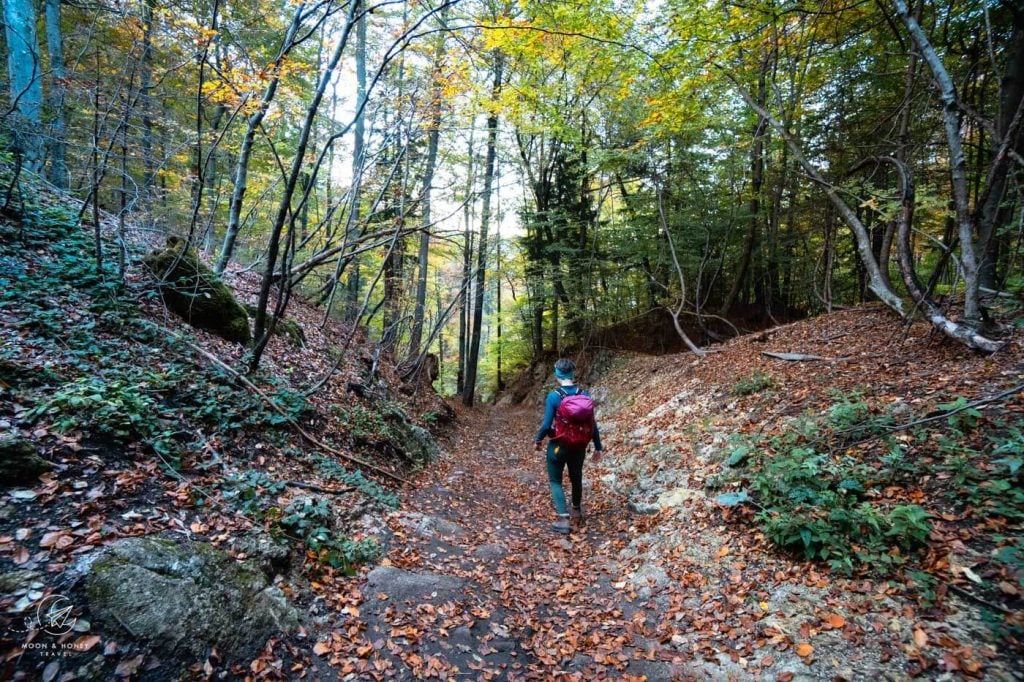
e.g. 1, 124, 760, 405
551, 514, 571, 534
570, 506, 583, 525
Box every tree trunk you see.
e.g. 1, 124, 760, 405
881, 4, 920, 289
892, 0, 981, 326
250, 2, 359, 370
463, 52, 503, 406
215, 3, 306, 274
977, 20, 1024, 289
408, 25, 447, 359
730, 79, 905, 316
139, 0, 156, 221
4, 0, 44, 171
720, 58, 767, 317
458, 113, 477, 393
343, 2, 368, 320
43, 0, 67, 188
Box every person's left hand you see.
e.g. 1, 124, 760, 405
593, 449, 604, 464
534, 441, 543, 452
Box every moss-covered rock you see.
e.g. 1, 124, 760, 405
144, 237, 251, 344
84, 536, 297, 660
381, 403, 440, 463
0, 436, 53, 486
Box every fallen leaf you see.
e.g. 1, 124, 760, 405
313, 641, 331, 656
73, 634, 100, 652
913, 627, 928, 648
827, 613, 846, 628
796, 643, 813, 658
960, 566, 983, 584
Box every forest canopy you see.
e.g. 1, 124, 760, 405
2, 0, 1021, 401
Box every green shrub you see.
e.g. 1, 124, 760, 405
279, 496, 380, 572
25, 375, 160, 440
333, 403, 392, 444
731, 371, 774, 396
719, 394, 932, 575
219, 469, 286, 518
316, 455, 399, 508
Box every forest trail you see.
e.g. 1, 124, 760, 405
316, 349, 1022, 682
316, 403, 864, 681
319, 404, 678, 680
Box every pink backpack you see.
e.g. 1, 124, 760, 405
552, 387, 595, 449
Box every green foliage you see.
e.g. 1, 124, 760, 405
750, 442, 931, 574
906, 569, 939, 607
333, 403, 392, 444
720, 389, 1024, 582
279, 496, 380, 572
25, 375, 159, 441
731, 371, 774, 397
720, 394, 933, 575
219, 470, 286, 518
316, 455, 399, 509
826, 392, 894, 439
936, 397, 983, 432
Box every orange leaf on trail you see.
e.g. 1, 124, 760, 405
796, 643, 814, 658
313, 641, 331, 656
73, 635, 100, 651
913, 628, 928, 648
827, 614, 846, 628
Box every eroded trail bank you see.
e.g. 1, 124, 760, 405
316, 312, 1022, 681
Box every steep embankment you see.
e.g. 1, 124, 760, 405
591, 304, 1024, 679
0, 186, 448, 679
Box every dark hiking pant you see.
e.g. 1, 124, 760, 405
546, 441, 585, 515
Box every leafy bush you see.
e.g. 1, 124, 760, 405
219, 469, 286, 518
719, 395, 933, 575
316, 455, 399, 509
333, 403, 392, 444
25, 375, 160, 440
279, 496, 380, 571
826, 392, 895, 440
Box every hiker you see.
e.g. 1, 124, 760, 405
533, 358, 604, 534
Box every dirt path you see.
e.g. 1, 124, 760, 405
316, 403, 1016, 681
318, 405, 672, 680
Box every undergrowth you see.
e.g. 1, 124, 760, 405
0, 175, 377, 575
718, 389, 1024, 608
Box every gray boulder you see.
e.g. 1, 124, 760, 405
0, 436, 52, 486
366, 566, 464, 604
84, 536, 297, 659
380, 404, 440, 462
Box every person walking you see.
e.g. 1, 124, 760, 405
533, 358, 604, 534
